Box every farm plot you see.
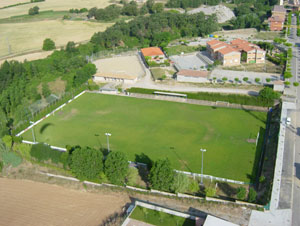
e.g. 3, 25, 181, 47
0, 178, 129, 226
93, 55, 145, 78
0, 0, 112, 19
0, 20, 112, 57
22, 93, 267, 182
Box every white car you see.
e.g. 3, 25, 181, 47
286, 117, 291, 125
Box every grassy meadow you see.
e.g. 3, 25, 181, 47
22, 93, 267, 182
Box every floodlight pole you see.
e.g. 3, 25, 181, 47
105, 132, 111, 152
200, 148, 207, 185
30, 121, 36, 143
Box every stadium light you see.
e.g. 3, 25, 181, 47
105, 132, 111, 153
200, 148, 207, 185
30, 121, 36, 143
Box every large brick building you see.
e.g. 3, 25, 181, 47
206, 39, 265, 66
268, 5, 286, 31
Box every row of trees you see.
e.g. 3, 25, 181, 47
166, 0, 221, 9
88, 0, 164, 21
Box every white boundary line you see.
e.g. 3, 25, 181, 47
16, 91, 86, 137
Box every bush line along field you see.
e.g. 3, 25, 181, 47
127, 87, 274, 107
22, 93, 267, 182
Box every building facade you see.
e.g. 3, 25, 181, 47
268, 5, 286, 31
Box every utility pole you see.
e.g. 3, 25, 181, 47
30, 121, 36, 143
200, 148, 207, 185
105, 132, 111, 152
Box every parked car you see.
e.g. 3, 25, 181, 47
286, 117, 291, 125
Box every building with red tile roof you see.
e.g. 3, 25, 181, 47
268, 5, 286, 31
141, 47, 166, 64
206, 38, 265, 66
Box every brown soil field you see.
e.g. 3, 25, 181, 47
94, 55, 145, 78
0, 178, 130, 226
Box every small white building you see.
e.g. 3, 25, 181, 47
176, 69, 209, 83
273, 80, 284, 92
93, 72, 138, 84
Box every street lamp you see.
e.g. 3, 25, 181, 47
30, 121, 36, 143
105, 132, 111, 152
200, 148, 207, 185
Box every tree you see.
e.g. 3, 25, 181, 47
284, 81, 291, 86
28, 6, 39, 15
259, 87, 280, 100
236, 187, 246, 200
171, 173, 190, 193
284, 71, 292, 79
222, 77, 228, 82
255, 78, 260, 83
71, 147, 103, 180
42, 83, 51, 98
248, 188, 257, 203
266, 78, 271, 83
42, 38, 55, 51
105, 151, 129, 185
293, 82, 299, 87
66, 41, 76, 53
234, 77, 239, 84
149, 158, 174, 191
243, 77, 249, 82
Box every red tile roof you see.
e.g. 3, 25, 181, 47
177, 69, 208, 78
218, 46, 240, 55
141, 47, 164, 56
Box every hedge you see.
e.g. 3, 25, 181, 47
126, 88, 274, 107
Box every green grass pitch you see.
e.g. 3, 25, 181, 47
23, 93, 267, 182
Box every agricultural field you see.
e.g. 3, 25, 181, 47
0, 0, 112, 19
0, 178, 129, 226
22, 93, 267, 182
0, 20, 112, 57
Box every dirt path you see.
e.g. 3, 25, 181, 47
0, 178, 130, 226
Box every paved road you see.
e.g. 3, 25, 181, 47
286, 14, 300, 226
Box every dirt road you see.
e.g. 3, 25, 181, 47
0, 178, 129, 226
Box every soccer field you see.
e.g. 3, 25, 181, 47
22, 93, 267, 182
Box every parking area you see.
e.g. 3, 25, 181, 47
210, 69, 282, 84
170, 52, 210, 71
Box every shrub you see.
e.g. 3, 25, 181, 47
222, 77, 228, 82
248, 188, 257, 203
71, 146, 103, 180
259, 175, 266, 183
293, 82, 299, 87
2, 152, 22, 167
105, 151, 129, 185
171, 173, 190, 193
188, 179, 199, 193
236, 187, 246, 200
30, 143, 63, 164
0, 161, 3, 172
205, 187, 216, 197
43, 38, 56, 51
266, 78, 271, 83
126, 167, 139, 186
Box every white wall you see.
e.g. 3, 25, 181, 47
177, 75, 208, 83
93, 76, 137, 84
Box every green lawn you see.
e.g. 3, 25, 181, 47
130, 206, 195, 226
22, 93, 267, 182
